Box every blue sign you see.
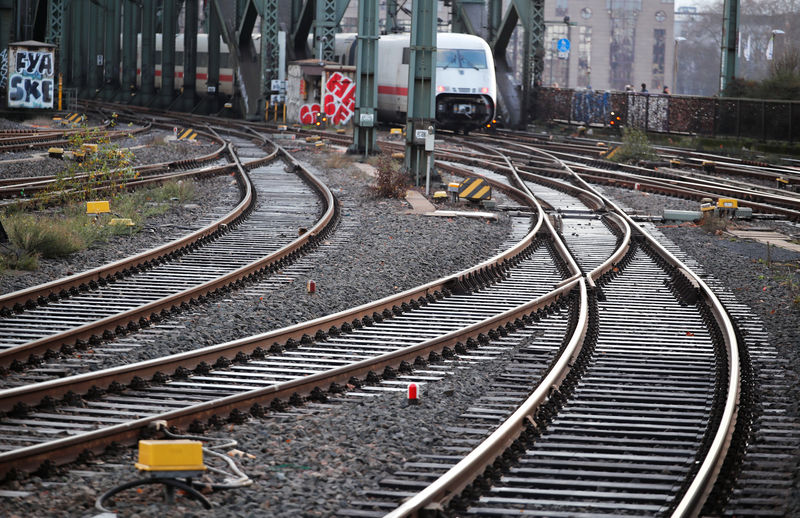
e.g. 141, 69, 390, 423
557, 38, 571, 53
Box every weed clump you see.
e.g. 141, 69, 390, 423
0, 179, 197, 273
370, 154, 409, 199
608, 127, 658, 164
4, 214, 85, 258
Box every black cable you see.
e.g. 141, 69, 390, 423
95, 477, 212, 513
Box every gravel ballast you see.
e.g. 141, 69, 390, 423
1, 157, 798, 517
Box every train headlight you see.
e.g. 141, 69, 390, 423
437, 86, 446, 93
480, 87, 489, 94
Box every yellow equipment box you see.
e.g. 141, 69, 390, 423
86, 201, 111, 215
109, 218, 135, 226
48, 147, 64, 158
135, 440, 206, 472
716, 198, 738, 209
82, 143, 98, 153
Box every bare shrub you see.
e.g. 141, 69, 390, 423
370, 154, 410, 199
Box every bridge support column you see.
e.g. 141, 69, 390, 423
315, 0, 336, 62
404, 0, 437, 192
155, 0, 178, 107
719, 0, 739, 93
175, 0, 199, 111
349, 0, 379, 155
135, 0, 156, 105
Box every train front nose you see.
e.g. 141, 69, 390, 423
435, 94, 494, 128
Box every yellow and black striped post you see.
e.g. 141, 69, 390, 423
177, 128, 198, 140
458, 177, 492, 201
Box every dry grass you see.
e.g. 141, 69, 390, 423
325, 152, 353, 170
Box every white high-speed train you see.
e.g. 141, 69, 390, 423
334, 32, 497, 132
135, 32, 496, 131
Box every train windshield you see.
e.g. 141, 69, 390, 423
437, 49, 487, 70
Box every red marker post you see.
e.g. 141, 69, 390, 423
307, 280, 316, 294
407, 382, 420, 405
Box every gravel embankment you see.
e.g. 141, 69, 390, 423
3, 161, 798, 517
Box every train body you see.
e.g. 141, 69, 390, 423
136, 32, 496, 131
334, 32, 497, 132
136, 33, 268, 95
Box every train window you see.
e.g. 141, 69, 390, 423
402, 48, 410, 65
437, 49, 487, 69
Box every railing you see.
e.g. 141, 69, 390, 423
536, 87, 800, 142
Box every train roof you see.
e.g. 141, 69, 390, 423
337, 32, 490, 50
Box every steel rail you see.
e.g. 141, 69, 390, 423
0, 144, 267, 366
0, 173, 542, 410
0, 120, 151, 154
480, 134, 800, 218
0, 157, 559, 477
0, 141, 260, 310
0, 126, 228, 200
383, 139, 598, 518
0, 278, 578, 478
0, 133, 339, 367
384, 281, 587, 518
548, 149, 741, 518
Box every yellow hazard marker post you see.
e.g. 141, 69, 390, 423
177, 128, 198, 141
458, 177, 492, 201
60, 113, 84, 125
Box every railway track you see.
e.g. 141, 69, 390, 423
0, 116, 149, 155
338, 138, 740, 517
0, 153, 585, 479
0, 110, 763, 514
0, 131, 336, 372
0, 125, 228, 205
462, 134, 800, 221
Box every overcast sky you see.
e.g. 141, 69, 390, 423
674, 0, 715, 9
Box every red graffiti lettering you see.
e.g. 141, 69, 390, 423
321, 72, 356, 125
299, 103, 321, 124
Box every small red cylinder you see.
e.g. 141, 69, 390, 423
307, 280, 316, 293
408, 382, 419, 400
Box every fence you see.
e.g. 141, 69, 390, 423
535, 87, 800, 142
